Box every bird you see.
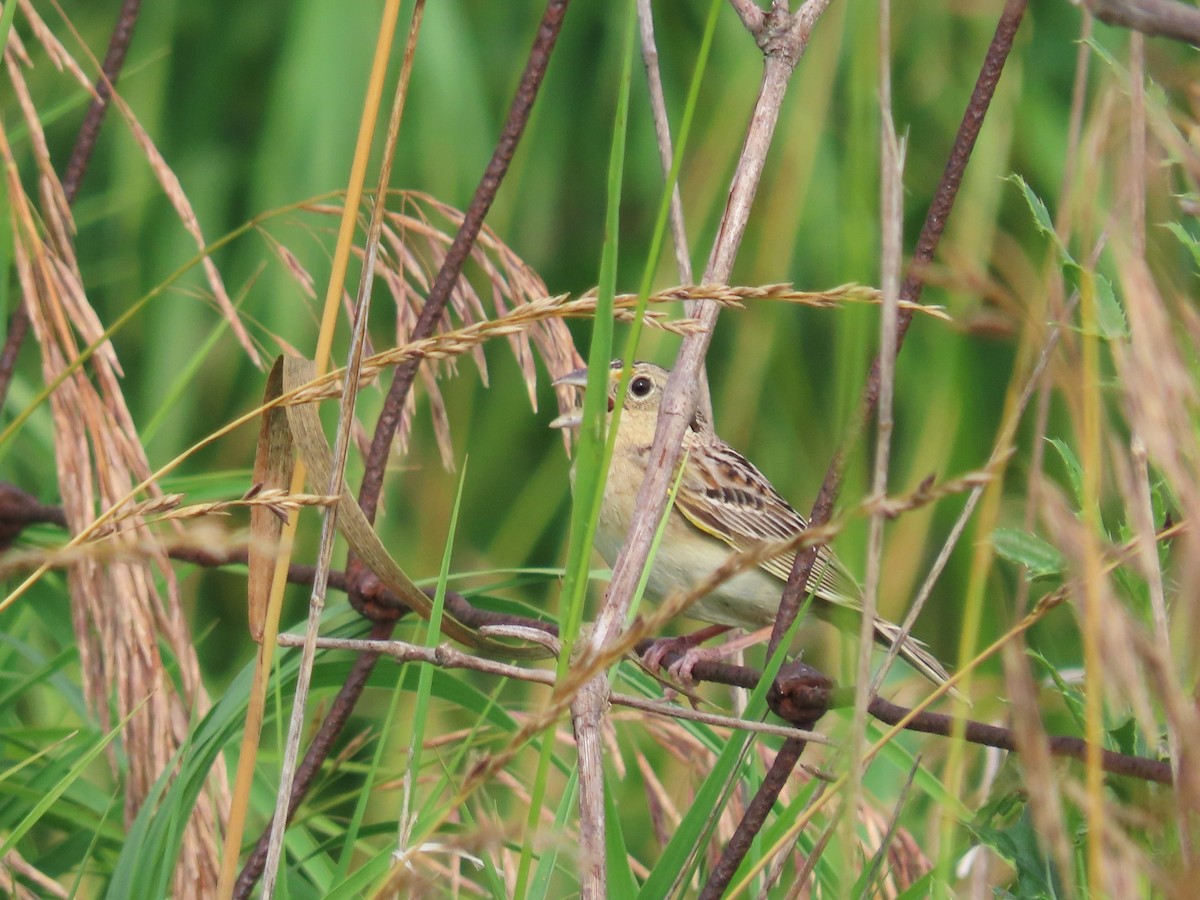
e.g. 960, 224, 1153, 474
549, 359, 951, 687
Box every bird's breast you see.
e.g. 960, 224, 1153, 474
592, 462, 789, 630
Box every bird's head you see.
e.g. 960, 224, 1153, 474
549, 359, 671, 442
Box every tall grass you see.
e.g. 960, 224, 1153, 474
0, 0, 1196, 896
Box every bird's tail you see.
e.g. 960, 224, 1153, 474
871, 617, 952, 688
811, 593, 954, 690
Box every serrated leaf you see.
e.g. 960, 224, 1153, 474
1164, 221, 1200, 271
1028, 650, 1087, 731
1007, 174, 1075, 266
966, 803, 1064, 899
1093, 273, 1128, 339
1046, 438, 1084, 508
992, 528, 1066, 579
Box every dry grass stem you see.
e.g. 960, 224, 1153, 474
847, 0, 905, 860
262, 2, 420, 890
278, 281, 947, 413
0, 850, 68, 900
635, 0, 692, 285
274, 632, 829, 742
0, 45, 226, 895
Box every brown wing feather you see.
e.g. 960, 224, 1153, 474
672, 427, 952, 687
675, 432, 858, 604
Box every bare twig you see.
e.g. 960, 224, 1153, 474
11, 522, 1167, 792
354, 0, 571, 525
780, 0, 1031, 660
635, 0, 713, 420
232, 620, 396, 900
271, 632, 830, 742
636, 0, 693, 284
575, 5, 835, 894
865, 695, 1171, 784
700, 664, 833, 899
61, 0, 144, 201
259, 4, 420, 891
1084, 0, 1200, 44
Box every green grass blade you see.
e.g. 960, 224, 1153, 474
637, 599, 811, 898
528, 771, 580, 896
397, 458, 470, 860
516, 3, 638, 896
0, 711, 132, 861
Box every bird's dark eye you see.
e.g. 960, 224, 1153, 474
630, 376, 652, 397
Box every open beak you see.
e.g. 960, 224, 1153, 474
553, 368, 590, 389
549, 367, 590, 429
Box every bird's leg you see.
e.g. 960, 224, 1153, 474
642, 624, 778, 685
665, 625, 775, 684
640, 624, 732, 676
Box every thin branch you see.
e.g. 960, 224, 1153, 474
261, 628, 1175, 789
1084, 0, 1200, 44
15, 533, 1167, 786
232, 620, 396, 900
778, 0, 1031, 660
637, 0, 693, 284
573, 9, 835, 892
702, 737, 809, 899
61, 0, 145, 202
700, 663, 832, 899
636, 0, 715, 426
354, 0, 571, 526
866, 695, 1171, 784
272, 633, 830, 743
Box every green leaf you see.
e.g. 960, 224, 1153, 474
1092, 274, 1128, 340
528, 772, 579, 896
1027, 650, 1087, 732
1046, 438, 1084, 508
605, 765, 640, 897
965, 800, 1064, 899
0, 716, 130, 864
992, 528, 1066, 579
1006, 175, 1074, 266
1164, 221, 1200, 271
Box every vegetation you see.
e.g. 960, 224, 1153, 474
0, 0, 1196, 896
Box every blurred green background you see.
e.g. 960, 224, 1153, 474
10, 0, 1187, 678
3, 0, 1196, 891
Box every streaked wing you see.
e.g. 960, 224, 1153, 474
675, 432, 859, 604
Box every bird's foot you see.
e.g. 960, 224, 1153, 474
640, 624, 732, 684
647, 625, 778, 685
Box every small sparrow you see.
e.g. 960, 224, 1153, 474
550, 359, 950, 687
